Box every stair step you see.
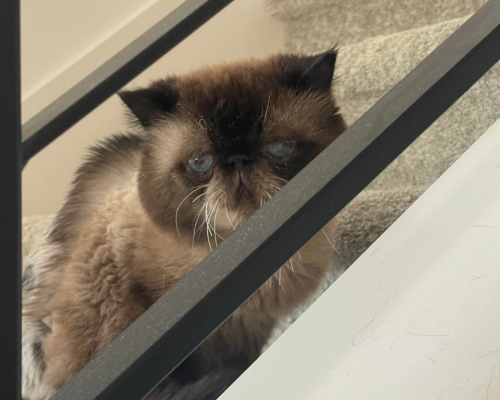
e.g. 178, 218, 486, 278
329, 16, 500, 189
267, 0, 486, 45
335, 17, 466, 123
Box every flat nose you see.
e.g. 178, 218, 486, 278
227, 154, 253, 171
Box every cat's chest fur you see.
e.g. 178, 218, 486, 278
48, 187, 210, 329
49, 182, 332, 328
40, 183, 333, 391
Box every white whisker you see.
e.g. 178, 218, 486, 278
225, 205, 236, 231
194, 217, 206, 237
175, 185, 208, 239
192, 203, 206, 246
206, 223, 212, 251
265, 191, 272, 199
210, 194, 224, 245
274, 177, 288, 184
194, 218, 204, 234
206, 214, 213, 236
208, 194, 224, 239
289, 257, 294, 272
206, 202, 215, 251
322, 228, 340, 256
263, 92, 272, 126
198, 117, 208, 132
192, 192, 206, 203
204, 191, 219, 237
208, 193, 223, 223
297, 250, 303, 261
279, 268, 282, 285
214, 207, 221, 246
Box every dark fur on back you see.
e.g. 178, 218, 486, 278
146, 368, 242, 400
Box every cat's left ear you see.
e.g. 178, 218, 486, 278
281, 48, 338, 93
118, 85, 178, 127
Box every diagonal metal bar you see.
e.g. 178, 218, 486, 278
50, 1, 500, 399
0, 0, 22, 399
21, 0, 234, 166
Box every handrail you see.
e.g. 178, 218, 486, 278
2, 0, 500, 399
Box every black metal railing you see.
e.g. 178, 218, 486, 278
1, 0, 500, 399
0, 0, 22, 399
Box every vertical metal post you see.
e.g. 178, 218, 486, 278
0, 0, 22, 399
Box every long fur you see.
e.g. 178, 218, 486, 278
22, 50, 346, 400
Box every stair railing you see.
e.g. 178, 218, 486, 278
1, 0, 499, 399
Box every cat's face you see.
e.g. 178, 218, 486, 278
119, 50, 346, 246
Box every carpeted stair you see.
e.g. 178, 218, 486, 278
267, 0, 499, 268
264, 0, 500, 343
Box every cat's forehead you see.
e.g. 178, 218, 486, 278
175, 62, 279, 119
170, 63, 279, 145
177, 58, 280, 92
141, 51, 342, 150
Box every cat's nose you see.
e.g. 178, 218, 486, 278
227, 154, 253, 171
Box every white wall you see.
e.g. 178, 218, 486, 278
22, 0, 285, 216
21, 0, 159, 102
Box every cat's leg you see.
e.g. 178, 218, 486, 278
40, 259, 109, 392
41, 255, 149, 392
22, 234, 69, 400
41, 298, 99, 391
190, 312, 276, 376
22, 316, 56, 400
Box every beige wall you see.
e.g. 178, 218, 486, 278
22, 0, 285, 216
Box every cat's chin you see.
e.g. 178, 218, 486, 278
235, 197, 261, 213
198, 199, 261, 239
229, 199, 263, 221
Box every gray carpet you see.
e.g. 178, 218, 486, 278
267, 0, 486, 47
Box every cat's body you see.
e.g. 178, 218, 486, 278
22, 50, 346, 400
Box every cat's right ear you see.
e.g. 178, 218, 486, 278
280, 48, 338, 94
118, 87, 178, 127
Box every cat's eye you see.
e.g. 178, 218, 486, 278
187, 155, 214, 174
265, 142, 293, 158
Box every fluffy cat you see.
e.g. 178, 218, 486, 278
22, 49, 346, 400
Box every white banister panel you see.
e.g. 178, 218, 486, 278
222, 118, 500, 400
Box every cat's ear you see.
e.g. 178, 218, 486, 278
118, 86, 178, 127
281, 48, 338, 93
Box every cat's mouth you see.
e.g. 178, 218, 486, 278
229, 171, 257, 206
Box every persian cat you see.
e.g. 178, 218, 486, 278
22, 49, 346, 400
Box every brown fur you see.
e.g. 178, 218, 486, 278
23, 50, 346, 398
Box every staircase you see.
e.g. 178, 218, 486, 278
264, 0, 500, 344
267, 0, 499, 267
